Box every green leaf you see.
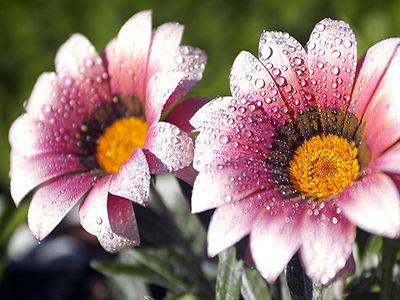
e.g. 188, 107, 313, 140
241, 267, 271, 300
380, 238, 400, 300
215, 246, 244, 300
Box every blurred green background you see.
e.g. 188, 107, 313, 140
1, 0, 400, 189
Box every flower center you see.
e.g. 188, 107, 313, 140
96, 117, 148, 173
289, 134, 359, 198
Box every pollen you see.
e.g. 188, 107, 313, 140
289, 134, 359, 198
96, 117, 148, 173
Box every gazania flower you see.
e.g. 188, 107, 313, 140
9, 10, 207, 252
190, 18, 400, 284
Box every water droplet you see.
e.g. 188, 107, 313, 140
97, 218, 103, 225
312, 32, 320, 39
343, 39, 352, 48
219, 134, 229, 144
315, 23, 325, 32
330, 66, 340, 75
308, 41, 316, 51
259, 45, 273, 60
332, 50, 341, 58
275, 76, 285, 86
255, 78, 265, 89
174, 55, 184, 64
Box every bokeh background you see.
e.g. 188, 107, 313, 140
1, 0, 400, 299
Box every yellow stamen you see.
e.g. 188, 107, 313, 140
289, 134, 359, 198
96, 117, 148, 173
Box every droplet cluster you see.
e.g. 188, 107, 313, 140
306, 19, 357, 113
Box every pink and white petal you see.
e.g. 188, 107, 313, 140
361, 46, 400, 159
105, 10, 152, 99
333, 253, 356, 281
143, 122, 194, 173
54, 33, 111, 106
145, 70, 189, 126
28, 172, 95, 241
109, 148, 150, 206
172, 163, 198, 186
258, 30, 316, 115
299, 201, 356, 285
307, 19, 357, 113
164, 96, 209, 132
10, 153, 87, 207
348, 38, 400, 118
9, 150, 24, 176
79, 176, 140, 253
191, 155, 272, 214
207, 191, 269, 257
368, 142, 400, 174
9, 113, 80, 157
190, 96, 275, 170
230, 51, 291, 128
337, 171, 400, 238
145, 22, 184, 84
250, 197, 306, 283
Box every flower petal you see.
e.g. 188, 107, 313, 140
28, 173, 95, 241
348, 38, 400, 118
368, 142, 400, 174
337, 171, 400, 238
258, 30, 316, 115
54, 33, 111, 105
299, 201, 356, 285
307, 19, 357, 113
172, 163, 198, 186
230, 51, 291, 128
143, 122, 194, 173
250, 196, 306, 283
105, 10, 152, 99
10, 153, 87, 206
190, 96, 275, 171
9, 113, 80, 157
191, 155, 272, 214
361, 45, 400, 159
164, 96, 209, 132
145, 69, 189, 126
207, 191, 270, 257
79, 176, 140, 253
109, 148, 150, 206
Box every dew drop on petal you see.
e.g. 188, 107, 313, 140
343, 39, 352, 48
255, 78, 265, 89
259, 45, 273, 60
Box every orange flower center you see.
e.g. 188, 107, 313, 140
289, 134, 359, 198
96, 117, 148, 173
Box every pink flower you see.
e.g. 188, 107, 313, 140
190, 18, 400, 284
9, 10, 207, 253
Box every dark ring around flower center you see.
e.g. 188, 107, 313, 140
77, 95, 145, 172
266, 107, 371, 200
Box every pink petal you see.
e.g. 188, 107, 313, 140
361, 45, 400, 159
79, 176, 140, 253
105, 10, 152, 99
190, 96, 275, 171
368, 142, 400, 174
250, 196, 306, 283
258, 30, 316, 115
299, 201, 356, 285
348, 38, 400, 118
172, 163, 198, 186
28, 173, 95, 241
143, 122, 194, 173
230, 51, 291, 128
24, 73, 102, 129
207, 191, 273, 257
337, 171, 400, 238
54, 33, 111, 106
10, 153, 87, 206
145, 22, 184, 84
164, 96, 209, 132
9, 113, 80, 157
145, 70, 189, 126
307, 19, 357, 113
191, 155, 272, 214
109, 148, 150, 206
